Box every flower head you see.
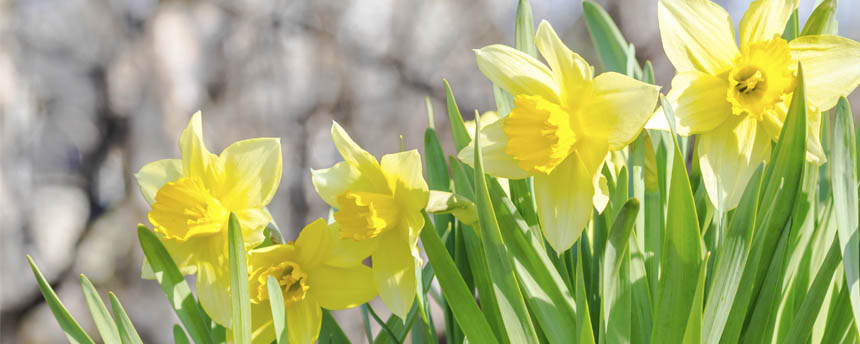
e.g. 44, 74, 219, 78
458, 20, 659, 254
134, 112, 282, 327
311, 122, 429, 319
648, 0, 860, 211
246, 219, 376, 344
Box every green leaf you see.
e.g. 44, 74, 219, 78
801, 0, 838, 36
515, 0, 537, 58
227, 213, 251, 344
26, 255, 95, 344
485, 179, 579, 343
781, 9, 799, 41
443, 79, 472, 151
472, 112, 539, 343
419, 212, 499, 344
109, 292, 144, 344
576, 246, 597, 344
137, 225, 214, 344
319, 309, 351, 344
830, 97, 860, 333
582, 1, 637, 75
784, 239, 843, 344
267, 276, 289, 343
651, 95, 703, 343
174, 324, 191, 344
600, 199, 639, 344
701, 165, 764, 344
682, 253, 709, 344
79, 275, 121, 344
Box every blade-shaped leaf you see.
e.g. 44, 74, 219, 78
444, 79, 472, 151
267, 275, 289, 343
80, 275, 121, 344
228, 213, 251, 344
27, 255, 95, 344
785, 239, 843, 344
174, 324, 191, 344
319, 309, 350, 344
109, 292, 144, 344
515, 0, 537, 58
600, 199, 639, 344
801, 0, 838, 36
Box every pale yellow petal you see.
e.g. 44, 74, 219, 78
658, 0, 738, 74
295, 219, 334, 269
196, 262, 232, 328
535, 20, 593, 110
534, 140, 606, 254
372, 232, 417, 319
217, 138, 283, 210
667, 71, 733, 135
697, 115, 772, 211
645, 107, 672, 131
286, 296, 322, 344
311, 161, 361, 208
250, 302, 275, 344
179, 111, 222, 186
581, 72, 660, 150
739, 0, 797, 50
135, 159, 182, 205
380, 150, 430, 212
234, 208, 271, 249
326, 223, 378, 268
330, 121, 391, 192
593, 174, 609, 213
457, 118, 531, 179
790, 35, 860, 112
308, 264, 376, 310
474, 44, 560, 102
806, 111, 826, 165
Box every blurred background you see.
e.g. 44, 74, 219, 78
1, 0, 858, 342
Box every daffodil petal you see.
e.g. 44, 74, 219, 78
330, 121, 391, 192
308, 264, 376, 310
217, 137, 283, 210
295, 219, 334, 269
135, 159, 182, 205
658, 0, 738, 74
179, 112, 222, 185
196, 262, 232, 328
235, 208, 271, 249
372, 233, 417, 319
697, 115, 772, 211
806, 111, 826, 165
645, 107, 672, 131
739, 0, 797, 51
535, 20, 592, 110
379, 150, 430, 212
311, 161, 361, 208
593, 173, 609, 213
286, 296, 322, 344
249, 302, 275, 344
582, 72, 660, 150
457, 118, 531, 179
326, 223, 378, 268
667, 71, 733, 135
534, 148, 603, 254
474, 44, 560, 103
790, 34, 860, 113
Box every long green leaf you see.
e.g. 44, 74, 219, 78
174, 324, 191, 344
701, 165, 764, 343
576, 245, 597, 344
228, 213, 251, 344
801, 0, 838, 36
472, 112, 539, 343
600, 199, 639, 344
319, 309, 351, 344
514, 0, 537, 58
79, 275, 121, 344
137, 225, 214, 344
831, 97, 860, 333
267, 276, 289, 343
651, 95, 703, 343
27, 255, 95, 344
419, 212, 498, 344
785, 239, 843, 344
443, 79, 472, 151
582, 1, 633, 74
109, 292, 144, 344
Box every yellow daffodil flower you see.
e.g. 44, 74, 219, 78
310, 122, 429, 319
647, 0, 860, 211
134, 112, 282, 327
458, 20, 659, 254
246, 219, 376, 344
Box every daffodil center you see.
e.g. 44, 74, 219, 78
334, 191, 400, 240
503, 94, 577, 175
249, 260, 309, 305
148, 177, 228, 241
726, 38, 796, 119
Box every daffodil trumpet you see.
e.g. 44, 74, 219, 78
459, 20, 659, 254
647, 0, 860, 211
134, 111, 283, 327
